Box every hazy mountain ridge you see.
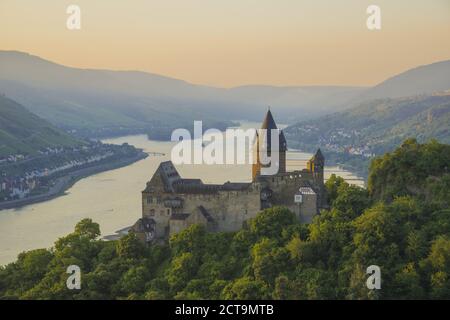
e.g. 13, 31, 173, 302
353, 60, 450, 103
0, 51, 366, 134
0, 95, 82, 156
1, 51, 450, 141
224, 85, 366, 121
285, 92, 450, 156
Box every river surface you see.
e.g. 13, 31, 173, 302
0, 122, 364, 265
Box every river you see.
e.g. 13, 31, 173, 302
0, 122, 364, 265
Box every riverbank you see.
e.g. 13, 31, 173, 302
0, 130, 365, 266
0, 151, 148, 210
324, 153, 371, 181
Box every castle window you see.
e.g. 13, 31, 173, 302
167, 209, 170, 215
147, 196, 153, 204
157, 197, 162, 204
149, 209, 155, 216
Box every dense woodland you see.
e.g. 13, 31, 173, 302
0, 139, 449, 300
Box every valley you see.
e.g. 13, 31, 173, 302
0, 95, 147, 205
285, 93, 450, 177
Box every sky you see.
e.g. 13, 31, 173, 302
1, 0, 449, 87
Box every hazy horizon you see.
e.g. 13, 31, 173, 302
1, 0, 450, 88
3, 49, 450, 90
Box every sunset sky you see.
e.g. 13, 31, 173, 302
1, 0, 449, 87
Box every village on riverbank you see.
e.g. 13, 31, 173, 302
0, 142, 147, 209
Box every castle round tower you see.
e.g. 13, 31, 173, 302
252, 109, 287, 181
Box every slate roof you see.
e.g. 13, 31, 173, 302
258, 109, 287, 152
313, 149, 324, 162
132, 217, 156, 232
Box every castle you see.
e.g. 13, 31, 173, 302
131, 110, 327, 242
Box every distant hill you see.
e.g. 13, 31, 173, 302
0, 51, 364, 135
224, 85, 366, 122
1, 51, 449, 140
285, 92, 450, 156
353, 60, 450, 103
0, 95, 82, 157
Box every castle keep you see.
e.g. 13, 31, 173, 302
132, 111, 327, 242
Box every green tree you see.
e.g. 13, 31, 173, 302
166, 252, 199, 292
119, 265, 150, 295
273, 275, 290, 299
75, 218, 100, 239
325, 174, 346, 204
333, 184, 370, 218
248, 206, 295, 240
116, 232, 145, 260
251, 238, 290, 285
222, 277, 269, 299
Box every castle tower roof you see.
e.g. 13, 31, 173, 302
314, 148, 324, 161
259, 109, 287, 151
261, 109, 278, 130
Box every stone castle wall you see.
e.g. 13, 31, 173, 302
142, 169, 321, 239
260, 170, 319, 222
181, 187, 261, 232
135, 111, 325, 241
